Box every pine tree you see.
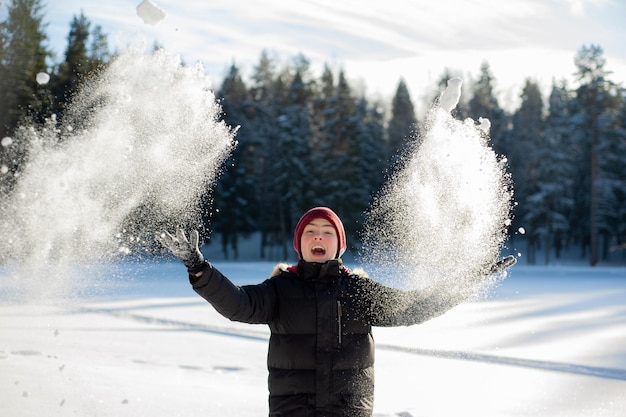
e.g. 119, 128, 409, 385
328, 74, 370, 244
310, 63, 334, 149
509, 79, 545, 263
571, 44, 617, 265
313, 70, 356, 225
211, 63, 256, 259
88, 24, 110, 67
51, 11, 111, 125
247, 50, 283, 259
610, 88, 626, 260
543, 80, 576, 260
467, 61, 508, 156
594, 82, 626, 261
350, 97, 387, 250
358, 97, 387, 199
387, 78, 417, 167
0, 0, 51, 193
271, 64, 316, 259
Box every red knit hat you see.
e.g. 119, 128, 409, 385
293, 207, 347, 259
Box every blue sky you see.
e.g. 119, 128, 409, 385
10, 0, 626, 113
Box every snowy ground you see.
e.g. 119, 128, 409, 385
1, 262, 625, 417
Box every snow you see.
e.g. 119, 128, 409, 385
438, 77, 463, 113
136, 0, 167, 26
1, 262, 625, 417
0, 48, 235, 279
361, 79, 511, 296
478, 116, 491, 133
35, 72, 50, 85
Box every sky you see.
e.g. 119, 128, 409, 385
6, 0, 626, 113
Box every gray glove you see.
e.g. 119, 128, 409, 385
157, 229, 206, 274
489, 255, 517, 274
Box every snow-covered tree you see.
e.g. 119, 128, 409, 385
271, 66, 316, 259
211, 63, 257, 259
314, 70, 358, 217
594, 85, 626, 261
246, 50, 283, 258
527, 80, 577, 263
611, 89, 626, 260
508, 79, 545, 263
570, 44, 618, 265
349, 97, 387, 251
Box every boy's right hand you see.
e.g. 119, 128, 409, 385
157, 229, 207, 274
489, 255, 517, 275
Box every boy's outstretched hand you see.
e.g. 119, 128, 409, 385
489, 255, 517, 275
157, 230, 206, 274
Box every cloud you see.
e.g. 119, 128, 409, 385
557, 0, 613, 16
43, 1, 623, 66
35, 0, 626, 111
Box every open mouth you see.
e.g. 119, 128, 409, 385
311, 246, 326, 255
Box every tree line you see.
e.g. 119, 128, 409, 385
1, 0, 625, 265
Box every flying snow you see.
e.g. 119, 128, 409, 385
438, 77, 462, 113
0, 48, 236, 300
35, 72, 50, 85
361, 78, 513, 298
136, 0, 167, 26
478, 117, 490, 134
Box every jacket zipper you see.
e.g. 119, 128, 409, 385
337, 300, 343, 346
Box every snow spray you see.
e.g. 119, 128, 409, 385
360, 78, 513, 300
0, 48, 236, 301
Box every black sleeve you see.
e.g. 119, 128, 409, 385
366, 278, 471, 327
191, 264, 277, 324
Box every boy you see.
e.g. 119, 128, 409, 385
159, 206, 514, 416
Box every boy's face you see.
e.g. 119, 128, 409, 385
300, 218, 339, 262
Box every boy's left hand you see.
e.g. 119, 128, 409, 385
157, 229, 206, 274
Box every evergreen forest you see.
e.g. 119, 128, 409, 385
1, 0, 625, 265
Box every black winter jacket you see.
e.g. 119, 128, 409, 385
191, 259, 469, 417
